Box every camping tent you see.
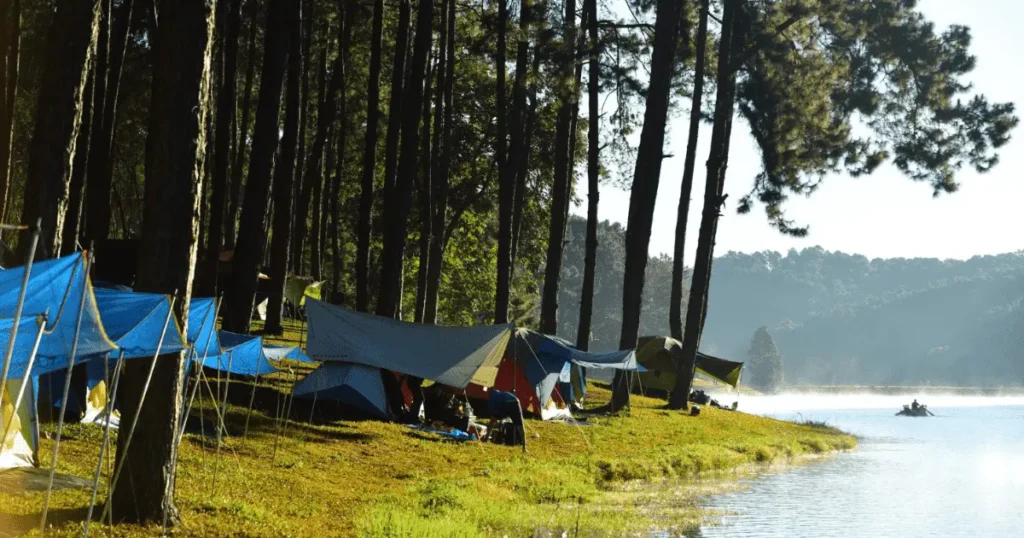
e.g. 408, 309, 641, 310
0, 254, 116, 469
305, 299, 512, 388
197, 331, 277, 377
466, 330, 637, 418
263, 345, 315, 364
0, 253, 117, 378
635, 336, 743, 393
187, 298, 220, 358
291, 362, 388, 420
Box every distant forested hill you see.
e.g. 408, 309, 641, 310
559, 216, 1024, 387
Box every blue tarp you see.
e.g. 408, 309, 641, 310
292, 361, 389, 420
263, 345, 315, 364
93, 288, 186, 358
187, 298, 220, 358
197, 331, 276, 377
0, 254, 117, 378
513, 330, 636, 407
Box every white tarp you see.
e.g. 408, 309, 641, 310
1, 379, 38, 470
305, 299, 513, 388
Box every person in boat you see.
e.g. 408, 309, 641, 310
911, 399, 919, 411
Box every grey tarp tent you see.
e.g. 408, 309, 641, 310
304, 299, 512, 388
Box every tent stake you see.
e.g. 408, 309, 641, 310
40, 248, 94, 533
99, 293, 176, 524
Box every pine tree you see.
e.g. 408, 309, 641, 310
747, 326, 784, 393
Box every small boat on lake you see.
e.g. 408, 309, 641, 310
896, 404, 933, 417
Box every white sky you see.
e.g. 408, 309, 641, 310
572, 0, 1023, 261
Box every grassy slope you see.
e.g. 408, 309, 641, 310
2, 320, 855, 537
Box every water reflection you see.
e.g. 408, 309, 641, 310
696, 394, 1024, 537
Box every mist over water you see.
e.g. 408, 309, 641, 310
692, 392, 1024, 537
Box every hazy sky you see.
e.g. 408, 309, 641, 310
571, 0, 1022, 261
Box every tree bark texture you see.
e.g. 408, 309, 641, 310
669, 0, 742, 410
111, 0, 214, 524
669, 0, 709, 341
538, 0, 576, 335
414, 51, 435, 323
0, 0, 21, 223
222, 0, 294, 333
493, 0, 511, 324
423, 0, 454, 325
331, 0, 355, 303
376, 0, 432, 318
576, 0, 599, 351
355, 0, 384, 311
20, 0, 101, 259
611, 0, 685, 411
264, 0, 302, 335
380, 0, 410, 209
227, 1, 258, 250
62, 68, 94, 256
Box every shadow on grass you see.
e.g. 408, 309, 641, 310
0, 505, 91, 537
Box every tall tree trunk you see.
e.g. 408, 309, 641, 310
381, 0, 410, 210
355, 0, 384, 311
538, 0, 576, 335
669, 0, 742, 410
669, 0, 709, 341
296, 25, 346, 279
576, 0, 598, 351
81, 0, 108, 242
227, 1, 258, 250
62, 69, 95, 256
610, 0, 686, 411
506, 0, 530, 276
424, 0, 454, 325
493, 0, 512, 324
510, 53, 540, 269
264, 0, 302, 335
331, 0, 355, 304
85, 0, 134, 242
375, 0, 432, 318
414, 47, 436, 323
19, 0, 101, 259
201, 0, 242, 295
111, 0, 213, 524
290, 1, 313, 272
223, 0, 295, 333
310, 123, 330, 280
295, 46, 325, 275
0, 0, 21, 223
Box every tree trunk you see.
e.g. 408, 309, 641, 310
669, 0, 743, 410
375, 0, 432, 318
310, 122, 332, 280
576, 0, 598, 351
669, 0, 709, 341
355, 0, 384, 311
296, 46, 325, 275
82, 0, 109, 243
227, 1, 258, 250
610, 0, 685, 412
493, 0, 512, 324
19, 0, 101, 259
296, 26, 346, 279
506, 0, 529, 277
62, 69, 94, 256
222, 0, 295, 333
381, 0, 410, 211
290, 2, 313, 273
0, 0, 21, 223
510, 53, 540, 270
200, 0, 242, 296
331, 0, 355, 304
414, 49, 435, 324
110, 0, 213, 525
264, 0, 302, 335
538, 0, 576, 335
84, 0, 134, 243
423, 0, 454, 325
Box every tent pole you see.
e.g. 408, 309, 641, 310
40, 248, 94, 532
0, 313, 47, 451
83, 350, 126, 537
98, 293, 176, 525
243, 368, 262, 440
0, 219, 40, 437
212, 350, 234, 496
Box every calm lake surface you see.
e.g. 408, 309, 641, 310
695, 393, 1024, 538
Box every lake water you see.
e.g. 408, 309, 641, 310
694, 393, 1024, 538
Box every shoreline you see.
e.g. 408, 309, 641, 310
8, 381, 856, 537
784, 385, 1024, 396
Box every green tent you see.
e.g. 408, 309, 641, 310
635, 336, 743, 393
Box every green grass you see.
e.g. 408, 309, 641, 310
1, 320, 856, 537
